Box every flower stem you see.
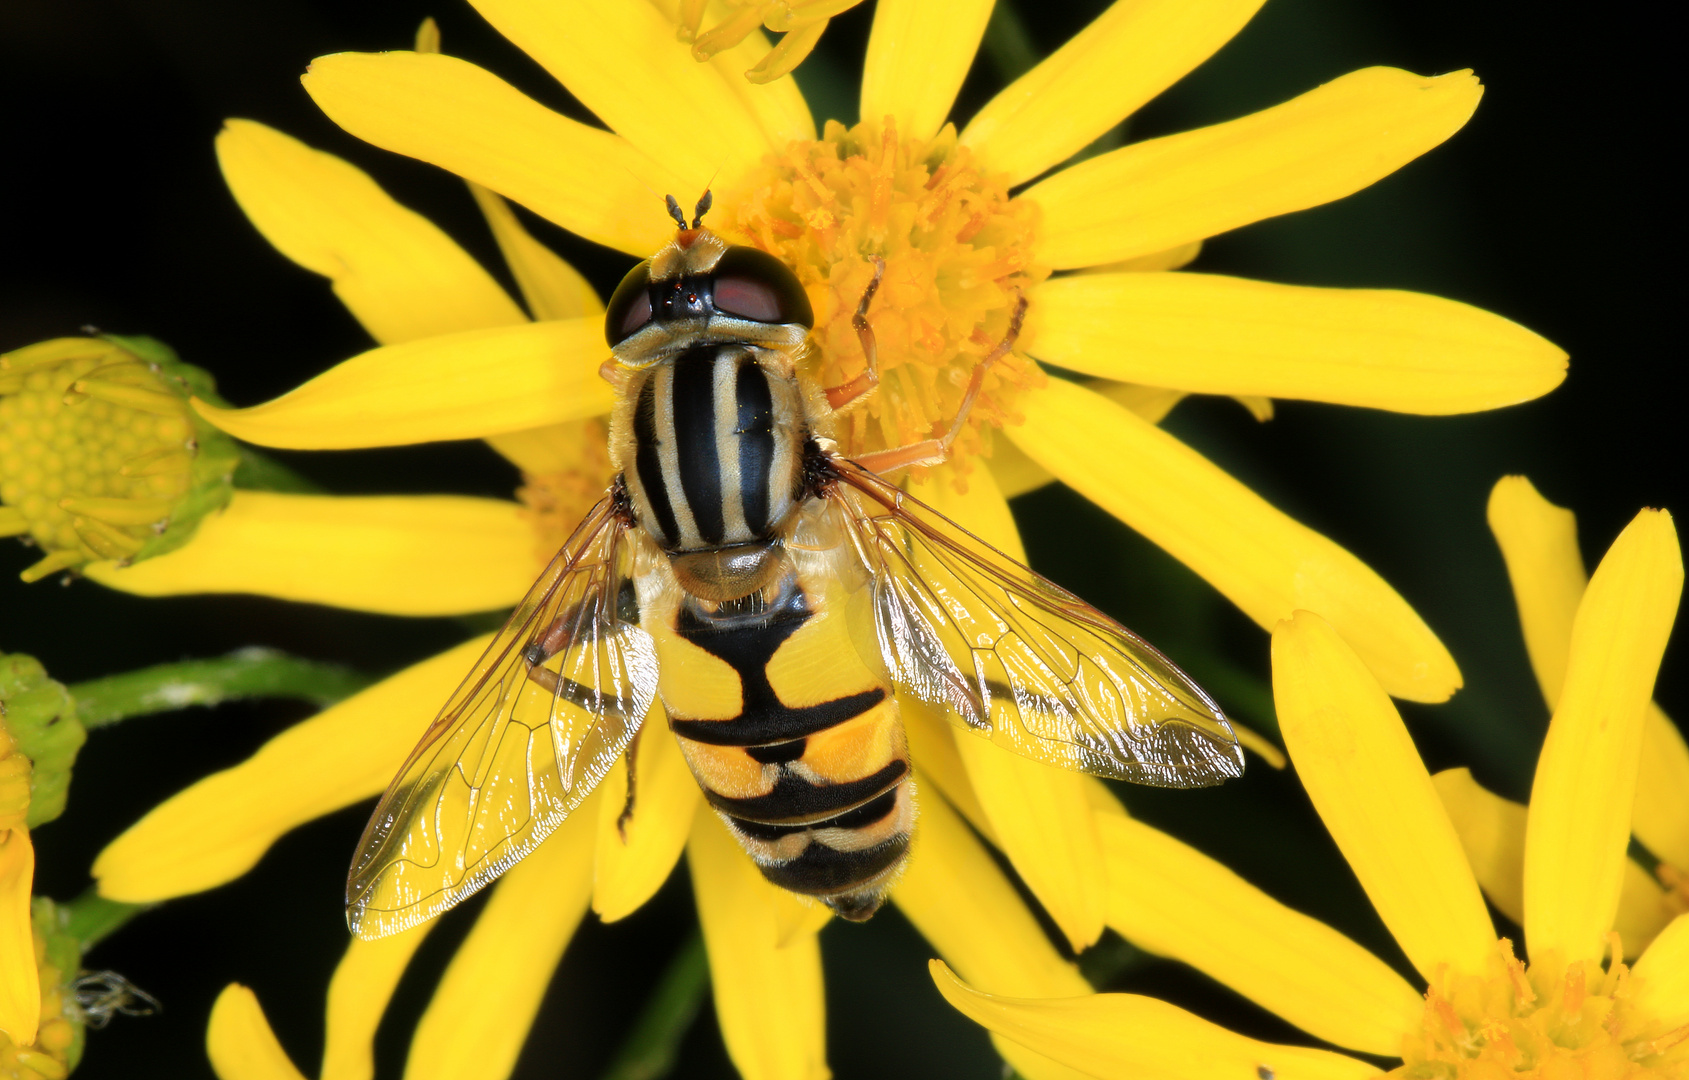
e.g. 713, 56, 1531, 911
598, 931, 708, 1080
59, 887, 152, 951
68, 647, 371, 728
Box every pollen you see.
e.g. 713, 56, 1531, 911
515, 418, 615, 565
1393, 937, 1688, 1078
0, 339, 196, 582
722, 117, 1047, 485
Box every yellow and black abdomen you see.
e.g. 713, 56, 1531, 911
655, 573, 914, 920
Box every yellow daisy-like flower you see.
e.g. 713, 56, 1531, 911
80, 3, 1571, 1074
97, 0, 1570, 706
932, 497, 1687, 1078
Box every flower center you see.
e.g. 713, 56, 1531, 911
1392, 937, 1688, 1077
720, 118, 1047, 482
0, 339, 197, 582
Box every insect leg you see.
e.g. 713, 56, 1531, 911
851, 294, 1028, 474
616, 723, 645, 842
824, 256, 886, 411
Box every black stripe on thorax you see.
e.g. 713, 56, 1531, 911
735, 358, 774, 536
670, 348, 723, 545
704, 759, 908, 824
633, 376, 679, 545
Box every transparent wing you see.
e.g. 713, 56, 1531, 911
826, 459, 1243, 788
346, 493, 658, 938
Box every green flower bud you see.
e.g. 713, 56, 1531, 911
0, 335, 240, 582
0, 654, 85, 829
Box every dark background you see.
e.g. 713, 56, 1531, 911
1, 0, 1680, 1077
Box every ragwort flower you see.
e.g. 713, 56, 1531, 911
933, 502, 1688, 1078
87, 0, 1564, 951
107, 0, 1571, 706
85, 104, 1121, 1080
80, 2, 1569, 1074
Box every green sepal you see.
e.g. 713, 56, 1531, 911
32, 897, 87, 1072
0, 654, 86, 828
97, 335, 243, 563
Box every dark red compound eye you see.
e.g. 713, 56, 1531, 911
605, 259, 654, 345
710, 247, 813, 328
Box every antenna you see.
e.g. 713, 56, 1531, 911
691, 190, 713, 229
664, 194, 687, 229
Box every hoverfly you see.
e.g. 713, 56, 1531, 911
346, 193, 1243, 936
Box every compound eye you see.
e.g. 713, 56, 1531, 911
710, 247, 814, 328
605, 259, 654, 345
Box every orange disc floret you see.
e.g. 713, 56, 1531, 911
723, 118, 1047, 484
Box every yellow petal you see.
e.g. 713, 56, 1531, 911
960, 0, 1268, 186
88, 492, 535, 616
1031, 272, 1565, 413
859, 0, 994, 143
191, 319, 613, 449
593, 713, 702, 923
403, 797, 598, 1080
304, 52, 685, 257
1613, 857, 1675, 958
483, 418, 603, 477
993, 1038, 1100, 1080
1525, 509, 1683, 965
206, 985, 309, 1080
912, 464, 1106, 951
1272, 610, 1493, 979
93, 636, 491, 902
465, 184, 602, 321
987, 437, 1056, 499
1432, 767, 1527, 926
1025, 67, 1482, 268
1077, 241, 1203, 274
687, 813, 827, 1080
1633, 914, 1689, 1029
892, 791, 1089, 998
1489, 477, 1689, 871
1432, 768, 1671, 959
1011, 377, 1460, 702
1091, 380, 1187, 425
471, 0, 809, 183
1096, 806, 1421, 1054
321, 926, 432, 1080
646, 0, 815, 145
1486, 475, 1587, 708
930, 961, 1380, 1080
902, 695, 995, 844
1636, 704, 1689, 873
0, 829, 37, 1046
216, 119, 526, 345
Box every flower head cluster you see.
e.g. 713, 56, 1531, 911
22, 1, 1595, 1077
934, 483, 1689, 1079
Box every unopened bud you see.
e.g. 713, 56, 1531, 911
0, 335, 239, 582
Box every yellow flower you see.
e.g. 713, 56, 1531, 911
932, 501, 1688, 1078
97, 0, 1570, 707
85, 99, 1111, 1080
81, 4, 1569, 1074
